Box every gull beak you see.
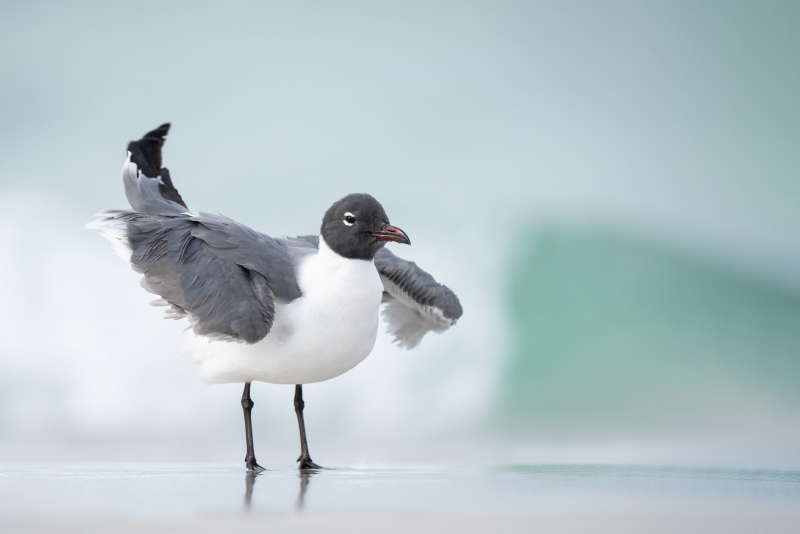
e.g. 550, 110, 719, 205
372, 224, 411, 245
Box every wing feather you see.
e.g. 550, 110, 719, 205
88, 124, 305, 344
375, 248, 463, 349
260, 236, 464, 349
92, 210, 302, 344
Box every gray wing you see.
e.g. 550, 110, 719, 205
92, 211, 307, 345
277, 236, 463, 348
374, 248, 463, 349
88, 124, 308, 344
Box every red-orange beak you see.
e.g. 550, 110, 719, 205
371, 224, 411, 245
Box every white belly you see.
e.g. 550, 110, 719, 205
184, 238, 385, 384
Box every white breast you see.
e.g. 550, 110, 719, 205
187, 238, 385, 384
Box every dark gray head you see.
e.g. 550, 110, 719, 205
320, 193, 410, 260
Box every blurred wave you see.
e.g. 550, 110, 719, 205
503, 226, 800, 438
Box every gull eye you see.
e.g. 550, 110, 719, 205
343, 212, 356, 226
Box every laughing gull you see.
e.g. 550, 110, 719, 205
88, 124, 463, 471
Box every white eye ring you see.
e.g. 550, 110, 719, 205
343, 212, 356, 226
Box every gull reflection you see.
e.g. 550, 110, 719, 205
244, 470, 259, 510
295, 470, 314, 510
242, 468, 318, 511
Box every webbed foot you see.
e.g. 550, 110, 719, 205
245, 456, 266, 472
297, 454, 322, 470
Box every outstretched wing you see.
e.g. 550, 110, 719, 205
88, 124, 305, 344
285, 235, 463, 348
374, 248, 463, 349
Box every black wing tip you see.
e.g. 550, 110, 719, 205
127, 123, 171, 171
143, 123, 171, 140
126, 122, 189, 210
158, 168, 188, 209
129, 123, 171, 151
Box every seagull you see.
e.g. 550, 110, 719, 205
88, 124, 463, 471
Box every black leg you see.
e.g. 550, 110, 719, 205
294, 384, 322, 470
241, 382, 264, 472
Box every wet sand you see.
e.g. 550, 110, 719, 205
1, 463, 799, 533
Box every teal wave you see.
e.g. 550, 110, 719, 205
502, 226, 800, 437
